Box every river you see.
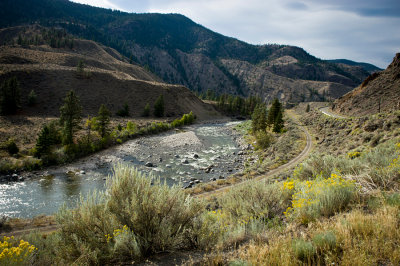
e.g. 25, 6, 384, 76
0, 122, 244, 218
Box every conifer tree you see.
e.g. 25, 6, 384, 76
96, 104, 111, 138
154, 94, 164, 117
35, 125, 52, 158
251, 103, 267, 133
0, 76, 21, 115
267, 98, 282, 127
142, 103, 150, 117
273, 110, 284, 133
59, 90, 82, 145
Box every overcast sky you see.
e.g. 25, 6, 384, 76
71, 0, 400, 68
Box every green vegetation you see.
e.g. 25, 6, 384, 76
27, 90, 37, 106
59, 90, 82, 145
1, 138, 19, 155
153, 95, 164, 117
116, 103, 130, 117
251, 103, 267, 133
142, 103, 150, 117
95, 104, 111, 138
0, 76, 20, 115
267, 98, 284, 132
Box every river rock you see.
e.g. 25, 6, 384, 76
80, 170, 86, 175
181, 159, 189, 164
193, 154, 199, 159
205, 165, 214, 173
159, 158, 163, 162
190, 177, 197, 181
175, 155, 180, 158
219, 175, 225, 179
166, 164, 171, 168
145, 162, 154, 167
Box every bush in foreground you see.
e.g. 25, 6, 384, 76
55, 164, 204, 264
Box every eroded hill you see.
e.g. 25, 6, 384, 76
0, 25, 216, 119
333, 53, 400, 116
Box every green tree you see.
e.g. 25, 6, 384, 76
273, 110, 284, 133
306, 104, 310, 113
142, 103, 150, 117
96, 104, 111, 138
77, 60, 85, 73
251, 103, 267, 133
35, 125, 52, 158
267, 98, 282, 128
154, 94, 164, 117
28, 90, 37, 106
116, 103, 129, 117
0, 76, 21, 115
59, 90, 82, 145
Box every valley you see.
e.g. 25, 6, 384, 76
0, 0, 399, 265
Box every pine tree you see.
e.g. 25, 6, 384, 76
251, 103, 267, 133
306, 104, 310, 113
154, 94, 164, 117
96, 104, 111, 138
273, 110, 284, 133
28, 90, 37, 106
35, 125, 52, 158
267, 98, 282, 127
0, 76, 21, 115
59, 90, 82, 145
142, 103, 150, 117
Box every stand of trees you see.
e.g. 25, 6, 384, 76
0, 76, 20, 115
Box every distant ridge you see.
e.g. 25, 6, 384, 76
327, 59, 382, 73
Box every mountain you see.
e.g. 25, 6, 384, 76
0, 0, 373, 102
0, 25, 216, 119
332, 53, 400, 116
327, 59, 382, 73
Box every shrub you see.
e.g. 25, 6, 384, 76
312, 231, 337, 251
220, 181, 291, 223
292, 239, 315, 262
2, 138, 19, 155
254, 130, 273, 149
56, 164, 204, 263
0, 236, 36, 265
283, 174, 357, 224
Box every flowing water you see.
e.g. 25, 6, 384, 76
0, 122, 243, 218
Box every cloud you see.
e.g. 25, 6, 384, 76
71, 0, 400, 68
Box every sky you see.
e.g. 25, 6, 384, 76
71, 0, 400, 68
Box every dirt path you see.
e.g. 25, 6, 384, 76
196, 110, 313, 199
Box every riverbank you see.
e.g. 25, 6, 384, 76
0, 119, 245, 219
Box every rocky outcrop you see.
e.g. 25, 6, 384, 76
333, 53, 400, 116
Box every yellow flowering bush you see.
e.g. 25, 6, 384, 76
347, 151, 361, 159
0, 236, 36, 265
283, 174, 357, 224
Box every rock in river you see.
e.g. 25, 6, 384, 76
145, 162, 154, 167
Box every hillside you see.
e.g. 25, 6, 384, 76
0, 0, 378, 102
333, 53, 400, 116
0, 25, 216, 119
